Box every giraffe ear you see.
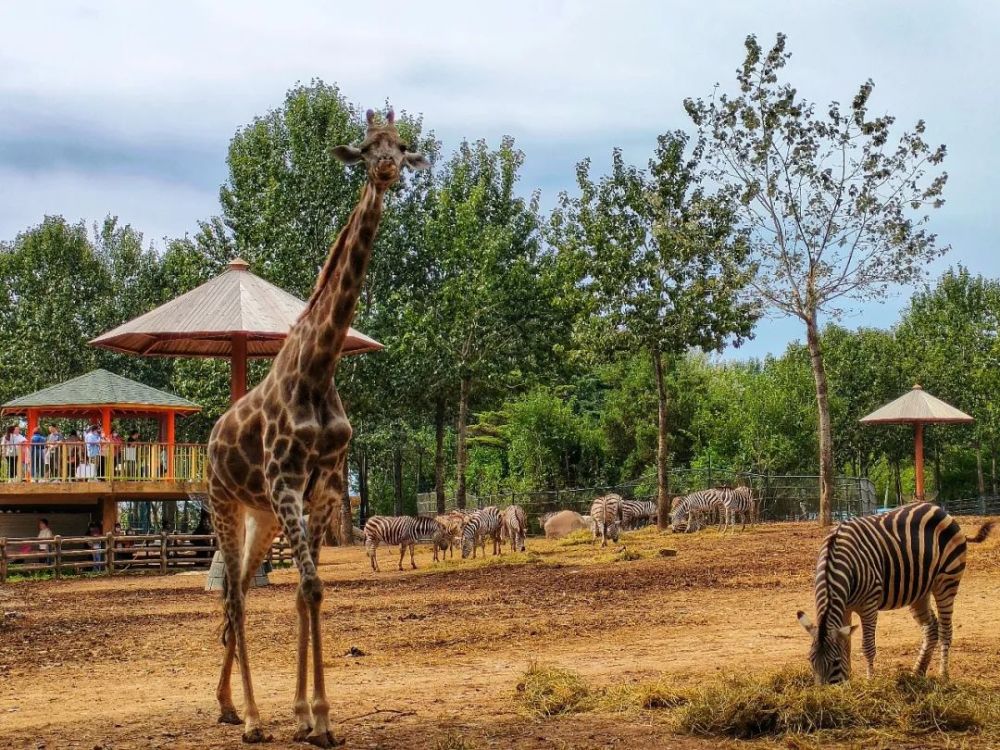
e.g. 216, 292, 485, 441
332, 145, 364, 165
403, 151, 430, 170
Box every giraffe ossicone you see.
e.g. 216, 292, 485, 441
207, 105, 428, 747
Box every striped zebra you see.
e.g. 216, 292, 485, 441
363, 515, 447, 572
670, 490, 725, 533
797, 503, 993, 684
461, 506, 503, 559
500, 505, 528, 552
717, 486, 758, 532
621, 499, 657, 529
590, 494, 622, 547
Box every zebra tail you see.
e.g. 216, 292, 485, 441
968, 521, 995, 544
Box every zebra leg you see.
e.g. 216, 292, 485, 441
934, 585, 957, 680
859, 606, 879, 678
910, 596, 939, 677
397, 544, 406, 572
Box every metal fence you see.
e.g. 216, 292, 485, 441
417, 469, 878, 531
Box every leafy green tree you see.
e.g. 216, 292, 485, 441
686, 33, 949, 525
0, 217, 108, 400
554, 132, 757, 525
896, 267, 1000, 497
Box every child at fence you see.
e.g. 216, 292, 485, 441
87, 523, 105, 571
37, 518, 54, 566
113, 522, 133, 561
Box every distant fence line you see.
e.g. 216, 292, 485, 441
0, 532, 291, 583
417, 469, 878, 530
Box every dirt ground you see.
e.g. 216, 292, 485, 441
1, 518, 999, 750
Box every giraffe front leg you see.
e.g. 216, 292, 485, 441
292, 588, 312, 741
305, 497, 339, 748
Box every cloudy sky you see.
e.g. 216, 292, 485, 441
2, 1, 996, 358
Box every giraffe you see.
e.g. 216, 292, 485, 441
207, 107, 429, 747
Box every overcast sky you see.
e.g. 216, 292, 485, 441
2, 1, 996, 358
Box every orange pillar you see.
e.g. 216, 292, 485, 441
101, 407, 112, 437
914, 422, 925, 503
26, 409, 39, 437
100, 497, 117, 533
166, 411, 176, 479
231, 333, 248, 403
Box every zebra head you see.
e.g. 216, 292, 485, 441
461, 524, 476, 559
670, 505, 689, 533
797, 611, 857, 684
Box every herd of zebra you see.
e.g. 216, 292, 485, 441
362, 486, 760, 569
362, 504, 527, 571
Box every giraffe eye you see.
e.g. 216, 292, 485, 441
399, 143, 410, 153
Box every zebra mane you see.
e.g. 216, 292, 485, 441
816, 527, 840, 639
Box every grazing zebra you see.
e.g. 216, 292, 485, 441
461, 506, 503, 559
797, 503, 993, 684
590, 494, 622, 547
717, 486, 758, 532
670, 490, 725, 533
621, 499, 657, 529
435, 510, 470, 560
363, 515, 447, 572
500, 505, 528, 552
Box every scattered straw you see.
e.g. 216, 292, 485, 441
515, 663, 593, 716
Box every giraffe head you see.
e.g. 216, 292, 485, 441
332, 108, 430, 190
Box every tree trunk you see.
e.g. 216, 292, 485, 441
976, 440, 985, 498
393, 447, 404, 516
456, 375, 471, 510
992, 446, 997, 497
893, 459, 902, 506
805, 312, 834, 527
339, 453, 353, 546
357, 447, 369, 526
652, 347, 671, 531
435, 398, 446, 514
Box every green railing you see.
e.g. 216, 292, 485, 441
0, 442, 207, 483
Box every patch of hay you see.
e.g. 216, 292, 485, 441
432, 733, 476, 750
557, 530, 595, 547
515, 664, 593, 717
672, 668, 994, 739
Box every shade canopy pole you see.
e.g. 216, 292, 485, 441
914, 422, 925, 503
231, 332, 248, 404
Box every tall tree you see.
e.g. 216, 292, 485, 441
686, 33, 949, 525
555, 132, 757, 526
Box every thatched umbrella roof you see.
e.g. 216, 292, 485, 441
859, 385, 974, 425
859, 385, 973, 503
90, 258, 381, 359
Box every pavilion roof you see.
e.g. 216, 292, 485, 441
89, 258, 382, 358
859, 385, 974, 425
2, 369, 200, 415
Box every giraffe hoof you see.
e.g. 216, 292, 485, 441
242, 727, 271, 743
305, 730, 341, 748
218, 709, 242, 725
293, 726, 313, 741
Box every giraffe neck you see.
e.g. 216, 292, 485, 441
277, 180, 385, 389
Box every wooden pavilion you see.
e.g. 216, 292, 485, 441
0, 369, 203, 536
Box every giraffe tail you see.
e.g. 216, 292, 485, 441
218, 567, 236, 653
968, 521, 994, 544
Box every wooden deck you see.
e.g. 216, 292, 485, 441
0, 441, 207, 503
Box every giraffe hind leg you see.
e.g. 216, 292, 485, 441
211, 498, 243, 726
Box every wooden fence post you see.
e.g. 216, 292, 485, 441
0, 538, 6, 583
54, 536, 62, 580
106, 533, 115, 575
160, 531, 168, 574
